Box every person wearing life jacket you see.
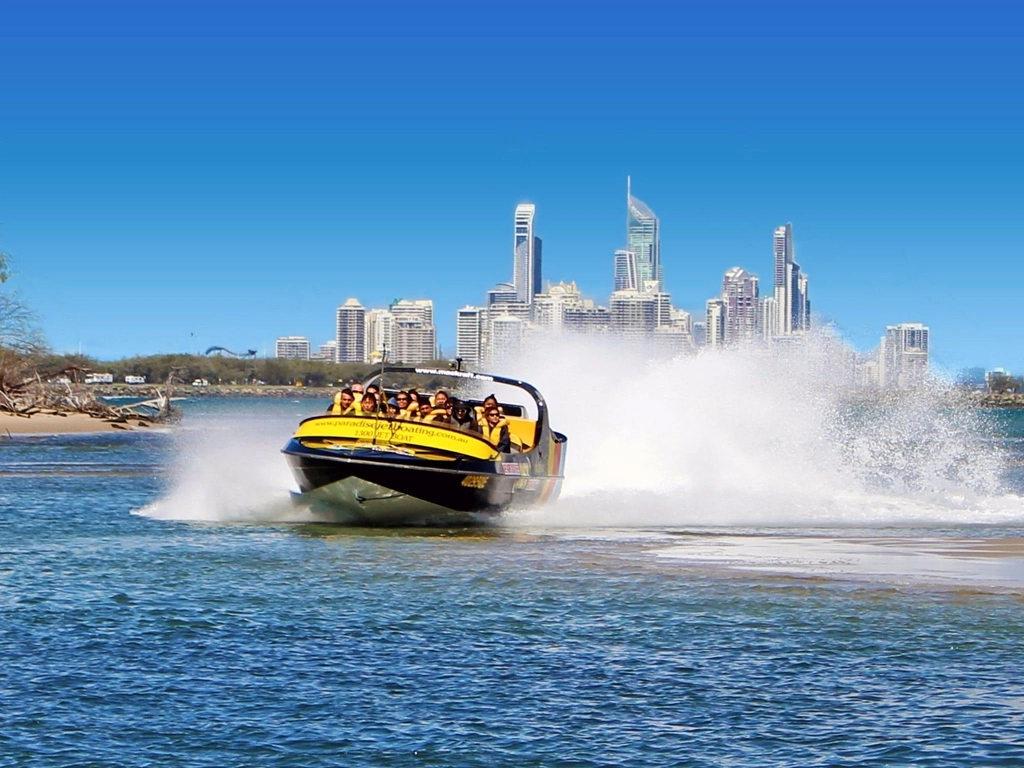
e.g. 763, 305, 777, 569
481, 406, 522, 453
351, 382, 364, 405
385, 397, 402, 418
359, 392, 379, 416
406, 389, 422, 416
329, 388, 357, 415
476, 394, 504, 429
395, 391, 413, 416
415, 401, 434, 421
450, 399, 478, 432
424, 393, 451, 424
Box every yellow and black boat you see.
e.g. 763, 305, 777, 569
282, 367, 567, 525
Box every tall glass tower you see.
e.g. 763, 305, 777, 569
627, 177, 661, 292
513, 204, 542, 304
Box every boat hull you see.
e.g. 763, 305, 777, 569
283, 443, 555, 526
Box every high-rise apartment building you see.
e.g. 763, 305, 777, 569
627, 177, 661, 292
487, 314, 527, 365
390, 298, 433, 326
456, 306, 484, 369
722, 267, 760, 344
771, 223, 810, 337
335, 298, 366, 363
274, 336, 311, 360
613, 249, 639, 292
705, 298, 726, 348
563, 305, 611, 334
364, 308, 393, 363
533, 281, 585, 331
392, 318, 437, 364
880, 322, 930, 388
311, 340, 338, 363
610, 289, 657, 336
487, 282, 518, 306
513, 204, 542, 304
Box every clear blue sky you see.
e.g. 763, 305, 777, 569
1, 0, 1021, 371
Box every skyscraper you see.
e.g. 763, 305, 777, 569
613, 249, 638, 291
335, 298, 366, 363
389, 299, 436, 364
610, 289, 656, 336
627, 177, 661, 292
772, 223, 810, 337
880, 322, 930, 388
705, 298, 726, 348
456, 306, 484, 369
364, 308, 393, 363
721, 267, 760, 344
513, 204, 542, 304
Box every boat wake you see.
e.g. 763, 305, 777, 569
498, 334, 1024, 529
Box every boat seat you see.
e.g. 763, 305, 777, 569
504, 417, 536, 451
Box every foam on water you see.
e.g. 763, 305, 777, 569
142, 334, 1024, 526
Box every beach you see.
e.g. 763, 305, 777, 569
0, 412, 151, 436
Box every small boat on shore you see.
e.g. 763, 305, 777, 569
282, 367, 567, 525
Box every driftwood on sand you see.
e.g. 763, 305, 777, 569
0, 355, 181, 427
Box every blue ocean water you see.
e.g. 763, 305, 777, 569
3, 400, 1024, 766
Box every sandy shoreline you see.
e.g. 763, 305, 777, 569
0, 412, 152, 436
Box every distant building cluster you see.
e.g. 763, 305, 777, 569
273, 178, 931, 388
273, 299, 439, 365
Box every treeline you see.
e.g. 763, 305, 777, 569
32, 352, 457, 388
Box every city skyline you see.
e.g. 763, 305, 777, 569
2, 2, 1021, 371
276, 193, 930, 388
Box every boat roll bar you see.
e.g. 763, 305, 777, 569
361, 365, 549, 434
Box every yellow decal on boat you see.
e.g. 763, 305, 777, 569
294, 416, 500, 460
461, 475, 489, 488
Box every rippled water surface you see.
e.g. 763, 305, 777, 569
3, 401, 1024, 766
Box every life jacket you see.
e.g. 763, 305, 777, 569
481, 418, 522, 452
330, 394, 357, 416
424, 406, 450, 423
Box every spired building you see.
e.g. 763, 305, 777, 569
627, 177, 661, 292
513, 204, 543, 305
335, 298, 366, 363
771, 223, 810, 337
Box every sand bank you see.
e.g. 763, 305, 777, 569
0, 412, 152, 436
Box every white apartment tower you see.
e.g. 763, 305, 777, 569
456, 306, 484, 369
389, 299, 436, 364
274, 336, 311, 360
880, 322, 930, 388
706, 298, 726, 348
513, 204, 542, 304
335, 298, 366, 363
722, 267, 760, 344
364, 308, 394, 363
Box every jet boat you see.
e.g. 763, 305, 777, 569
282, 367, 567, 525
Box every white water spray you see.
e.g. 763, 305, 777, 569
142, 335, 1024, 527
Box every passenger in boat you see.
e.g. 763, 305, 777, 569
406, 388, 421, 414
476, 394, 503, 428
351, 382, 364, 404
386, 397, 402, 417
433, 390, 449, 409
481, 406, 513, 452
450, 399, 478, 432
395, 391, 413, 415
359, 392, 379, 415
328, 388, 357, 415
416, 401, 434, 420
